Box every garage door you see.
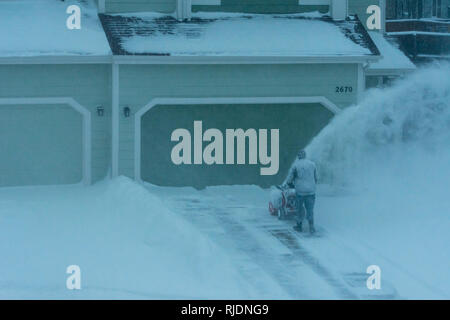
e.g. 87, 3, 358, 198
140, 102, 335, 188
0, 104, 83, 187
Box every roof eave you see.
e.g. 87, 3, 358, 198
365, 66, 416, 76
112, 55, 380, 65
0, 55, 112, 65
0, 54, 380, 65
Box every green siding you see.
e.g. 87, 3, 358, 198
118, 63, 360, 184
105, 0, 176, 13
104, 0, 327, 14
194, 1, 328, 14
101, 0, 382, 21
348, 0, 381, 30
0, 65, 111, 184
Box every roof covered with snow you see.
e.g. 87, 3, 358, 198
0, 0, 110, 57
100, 12, 380, 57
367, 31, 416, 73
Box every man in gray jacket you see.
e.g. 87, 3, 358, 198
284, 149, 318, 234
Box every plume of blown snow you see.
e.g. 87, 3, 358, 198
307, 63, 450, 193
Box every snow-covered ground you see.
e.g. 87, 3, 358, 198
121, 12, 372, 56
0, 65, 449, 299
0, 178, 270, 299
306, 63, 450, 299
145, 183, 397, 299
1, 176, 447, 299
0, 0, 110, 57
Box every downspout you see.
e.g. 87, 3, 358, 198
358, 62, 370, 103
380, 0, 386, 34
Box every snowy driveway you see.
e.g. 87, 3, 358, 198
146, 184, 402, 300
1, 178, 447, 299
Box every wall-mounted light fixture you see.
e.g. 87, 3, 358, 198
123, 106, 131, 118
96, 106, 104, 117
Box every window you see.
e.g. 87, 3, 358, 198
432, 0, 439, 17
431, 0, 443, 18
418, 0, 423, 19
192, 0, 221, 4
298, 0, 330, 4
406, 0, 413, 18
386, 0, 397, 20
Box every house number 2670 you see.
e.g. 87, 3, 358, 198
335, 86, 353, 93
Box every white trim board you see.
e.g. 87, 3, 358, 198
112, 63, 120, 178
357, 63, 365, 103
0, 97, 92, 185
113, 55, 380, 65
365, 68, 415, 76
0, 55, 380, 65
0, 56, 112, 65
133, 96, 341, 183
387, 31, 450, 37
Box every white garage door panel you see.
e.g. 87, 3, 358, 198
0, 104, 83, 187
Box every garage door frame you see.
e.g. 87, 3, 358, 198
0, 97, 91, 185
134, 96, 341, 183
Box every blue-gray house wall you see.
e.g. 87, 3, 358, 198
114, 62, 364, 188
0, 0, 378, 188
0, 64, 112, 186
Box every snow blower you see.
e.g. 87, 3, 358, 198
269, 185, 299, 220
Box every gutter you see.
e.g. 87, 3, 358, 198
387, 31, 450, 37
0, 54, 380, 65
0, 55, 112, 65
112, 55, 381, 65
365, 67, 416, 76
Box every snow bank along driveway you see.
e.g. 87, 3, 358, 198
1, 176, 447, 299
0, 177, 264, 299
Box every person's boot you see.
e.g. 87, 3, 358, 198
309, 221, 316, 234
293, 222, 302, 232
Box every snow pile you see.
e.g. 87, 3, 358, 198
0, 0, 110, 57
306, 63, 450, 298
0, 177, 256, 299
368, 31, 415, 71
123, 12, 372, 56
307, 63, 450, 186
